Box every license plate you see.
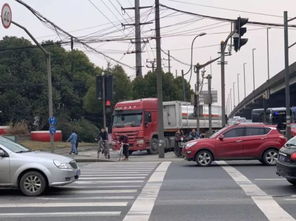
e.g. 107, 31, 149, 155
278, 155, 286, 161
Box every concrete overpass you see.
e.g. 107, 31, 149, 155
229, 61, 296, 119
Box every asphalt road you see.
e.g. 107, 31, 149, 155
1, 158, 296, 221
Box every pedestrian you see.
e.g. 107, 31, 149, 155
188, 129, 200, 140
119, 135, 129, 160
174, 129, 183, 157
76, 133, 80, 154
96, 128, 109, 159
67, 130, 78, 155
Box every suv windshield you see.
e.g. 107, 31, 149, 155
113, 111, 142, 127
0, 136, 30, 153
286, 136, 296, 147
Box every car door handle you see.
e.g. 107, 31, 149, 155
236, 140, 243, 143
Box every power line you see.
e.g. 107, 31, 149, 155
161, 49, 190, 66
160, 3, 296, 28
15, 0, 135, 69
165, 0, 283, 18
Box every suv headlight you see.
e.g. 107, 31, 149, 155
53, 160, 72, 169
185, 141, 198, 149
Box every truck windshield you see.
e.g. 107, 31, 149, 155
113, 112, 143, 127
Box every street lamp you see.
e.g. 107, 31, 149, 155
252, 48, 256, 91
190, 32, 207, 79
243, 63, 247, 98
190, 32, 206, 134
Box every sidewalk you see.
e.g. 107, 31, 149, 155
51, 145, 183, 163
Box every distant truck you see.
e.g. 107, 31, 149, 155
111, 98, 222, 154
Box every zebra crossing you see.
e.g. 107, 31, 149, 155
0, 162, 161, 221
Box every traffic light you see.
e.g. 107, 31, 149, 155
95, 74, 113, 106
233, 17, 248, 52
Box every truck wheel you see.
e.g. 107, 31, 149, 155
19, 171, 47, 196
148, 138, 158, 154
262, 148, 278, 166
195, 150, 213, 167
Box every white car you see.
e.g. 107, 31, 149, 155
0, 136, 80, 196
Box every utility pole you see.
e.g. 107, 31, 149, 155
237, 73, 240, 103
155, 0, 165, 158
233, 82, 236, 108
102, 73, 106, 130
252, 48, 256, 91
284, 11, 293, 139
220, 41, 226, 127
122, 1, 152, 77
243, 63, 246, 98
181, 69, 186, 101
207, 74, 212, 135
168, 50, 171, 73
195, 64, 201, 134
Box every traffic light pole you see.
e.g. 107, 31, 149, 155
102, 73, 107, 130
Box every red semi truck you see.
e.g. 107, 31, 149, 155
111, 98, 222, 154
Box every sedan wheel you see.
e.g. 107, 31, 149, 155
195, 150, 213, 167
19, 171, 47, 196
262, 149, 278, 166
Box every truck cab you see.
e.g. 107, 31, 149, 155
112, 98, 158, 153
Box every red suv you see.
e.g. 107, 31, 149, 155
184, 123, 286, 166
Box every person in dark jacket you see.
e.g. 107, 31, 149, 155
119, 135, 129, 160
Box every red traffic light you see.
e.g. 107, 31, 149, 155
105, 100, 111, 107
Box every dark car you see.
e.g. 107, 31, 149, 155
276, 136, 296, 185
184, 123, 286, 166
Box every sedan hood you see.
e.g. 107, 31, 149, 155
16, 151, 73, 162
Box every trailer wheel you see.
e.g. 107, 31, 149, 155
148, 138, 158, 154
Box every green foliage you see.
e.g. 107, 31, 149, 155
58, 118, 99, 143
0, 36, 193, 133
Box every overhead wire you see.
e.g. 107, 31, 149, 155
15, 0, 135, 69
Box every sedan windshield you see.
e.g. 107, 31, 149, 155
0, 136, 30, 153
113, 112, 142, 127
210, 127, 229, 138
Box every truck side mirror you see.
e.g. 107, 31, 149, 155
144, 112, 152, 124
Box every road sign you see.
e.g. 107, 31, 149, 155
49, 126, 56, 135
1, 3, 12, 29
200, 90, 218, 104
48, 116, 57, 125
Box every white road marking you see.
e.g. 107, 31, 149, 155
254, 178, 285, 181
39, 196, 135, 200
0, 202, 127, 208
79, 177, 145, 180
217, 161, 295, 221
66, 185, 142, 188
75, 180, 144, 184
0, 211, 121, 218
80, 174, 149, 177
123, 161, 171, 221
69, 189, 137, 194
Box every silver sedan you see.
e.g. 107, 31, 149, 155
0, 136, 80, 196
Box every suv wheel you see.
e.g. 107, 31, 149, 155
262, 149, 278, 166
195, 150, 213, 167
19, 171, 47, 196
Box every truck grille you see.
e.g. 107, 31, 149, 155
69, 160, 78, 169
114, 131, 138, 143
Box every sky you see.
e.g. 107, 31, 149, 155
1, 0, 296, 114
